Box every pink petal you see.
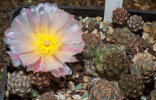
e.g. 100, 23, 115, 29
26, 57, 41, 72
51, 64, 72, 77
49, 9, 74, 32
45, 56, 63, 71
20, 52, 40, 66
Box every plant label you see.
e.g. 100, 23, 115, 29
104, 0, 123, 22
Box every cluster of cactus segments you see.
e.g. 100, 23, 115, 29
102, 52, 130, 80
113, 27, 138, 47
7, 71, 32, 96
88, 78, 124, 100
94, 44, 123, 76
149, 21, 156, 38
82, 33, 103, 59
119, 74, 145, 99
28, 72, 51, 90
112, 7, 128, 26
131, 59, 156, 83
127, 15, 144, 32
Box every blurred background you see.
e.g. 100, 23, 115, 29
0, 0, 156, 89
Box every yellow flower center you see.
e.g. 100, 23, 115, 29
31, 27, 62, 56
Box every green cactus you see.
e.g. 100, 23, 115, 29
102, 52, 130, 80
82, 33, 103, 59
113, 27, 138, 48
94, 44, 123, 76
119, 74, 145, 99
131, 59, 155, 83
88, 79, 124, 100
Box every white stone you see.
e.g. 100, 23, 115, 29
72, 95, 81, 100
83, 76, 89, 83
59, 94, 66, 100
66, 97, 73, 100
55, 95, 60, 100
142, 32, 150, 40
68, 81, 75, 90
108, 26, 114, 35
149, 37, 155, 44
153, 43, 156, 52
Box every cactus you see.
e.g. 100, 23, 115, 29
127, 15, 144, 32
39, 91, 57, 100
149, 21, 156, 38
88, 79, 124, 100
102, 52, 130, 80
131, 59, 156, 83
7, 71, 32, 96
82, 33, 103, 59
113, 27, 138, 48
119, 74, 145, 99
94, 44, 123, 76
28, 72, 52, 90
112, 7, 128, 26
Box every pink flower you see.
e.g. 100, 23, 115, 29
4, 3, 84, 77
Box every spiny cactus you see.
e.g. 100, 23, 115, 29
88, 79, 124, 100
127, 15, 144, 32
149, 21, 156, 38
131, 59, 156, 83
102, 52, 130, 80
94, 44, 123, 76
119, 74, 145, 99
7, 71, 32, 96
28, 72, 51, 90
112, 7, 128, 26
39, 91, 57, 100
82, 33, 103, 59
113, 27, 138, 48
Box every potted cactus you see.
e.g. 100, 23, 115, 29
0, 2, 156, 100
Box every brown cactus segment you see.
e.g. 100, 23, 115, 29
112, 7, 128, 26
28, 71, 51, 90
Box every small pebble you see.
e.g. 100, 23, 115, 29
68, 81, 75, 91
83, 76, 89, 83
82, 83, 88, 89
153, 43, 156, 52
59, 94, 66, 100
75, 84, 82, 90
72, 95, 81, 100
66, 97, 73, 100
81, 93, 88, 99
96, 16, 102, 22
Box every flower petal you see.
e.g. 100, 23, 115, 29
28, 3, 58, 29
49, 9, 74, 32
51, 64, 72, 77
20, 52, 40, 66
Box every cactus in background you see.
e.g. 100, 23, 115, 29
102, 52, 130, 80
7, 71, 32, 96
131, 59, 156, 83
113, 27, 138, 48
119, 74, 145, 99
149, 21, 156, 38
94, 44, 123, 76
82, 33, 103, 59
112, 7, 128, 26
88, 79, 124, 100
127, 15, 144, 32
